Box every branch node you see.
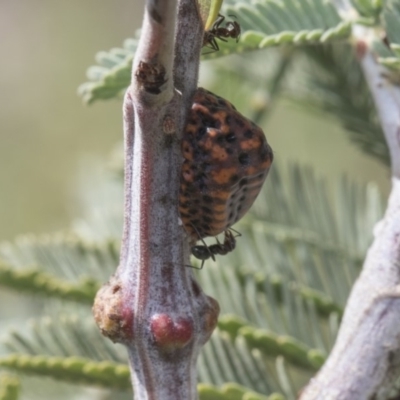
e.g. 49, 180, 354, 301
135, 61, 167, 95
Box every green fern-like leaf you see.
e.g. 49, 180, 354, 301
0, 262, 98, 303
3, 315, 126, 364
0, 355, 130, 391
288, 44, 390, 165
198, 383, 283, 400
0, 234, 119, 283
0, 158, 384, 398
377, 0, 400, 71
0, 375, 19, 400
225, 0, 350, 48
79, 0, 351, 103
218, 163, 383, 299
350, 0, 383, 20
198, 330, 288, 396
78, 37, 137, 104
0, 356, 284, 399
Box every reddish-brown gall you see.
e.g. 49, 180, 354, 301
150, 314, 194, 351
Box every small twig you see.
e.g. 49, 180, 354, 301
300, 25, 400, 400
359, 44, 400, 178
93, 1, 220, 399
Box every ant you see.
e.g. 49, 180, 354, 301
203, 14, 241, 53
190, 228, 241, 269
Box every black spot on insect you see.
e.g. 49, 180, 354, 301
244, 129, 254, 138
203, 216, 213, 224
230, 174, 239, 183
192, 148, 201, 157
202, 223, 211, 231
197, 125, 207, 138
216, 135, 225, 144
203, 195, 213, 203
201, 114, 218, 128
198, 181, 208, 191
235, 117, 245, 128
195, 173, 208, 181
239, 178, 248, 187
226, 133, 236, 142
260, 144, 273, 162
239, 153, 250, 165
218, 98, 228, 106
202, 206, 213, 214
202, 162, 211, 170
191, 219, 199, 227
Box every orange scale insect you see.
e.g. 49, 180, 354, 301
179, 88, 273, 265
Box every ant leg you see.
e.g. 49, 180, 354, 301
189, 222, 215, 262
214, 14, 225, 29
228, 227, 242, 238
210, 37, 219, 51
207, 235, 222, 256
202, 35, 219, 54
234, 22, 241, 42
202, 38, 219, 55
189, 222, 207, 243
223, 230, 237, 253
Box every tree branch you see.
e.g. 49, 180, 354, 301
300, 27, 400, 400
93, 1, 219, 399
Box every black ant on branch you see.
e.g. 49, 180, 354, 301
190, 228, 241, 269
203, 14, 241, 53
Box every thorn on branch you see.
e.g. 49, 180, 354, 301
135, 61, 167, 94
93, 276, 134, 344
148, 4, 163, 24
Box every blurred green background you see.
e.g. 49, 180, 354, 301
0, 0, 390, 243
0, 0, 143, 241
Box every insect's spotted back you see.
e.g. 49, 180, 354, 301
179, 88, 273, 241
